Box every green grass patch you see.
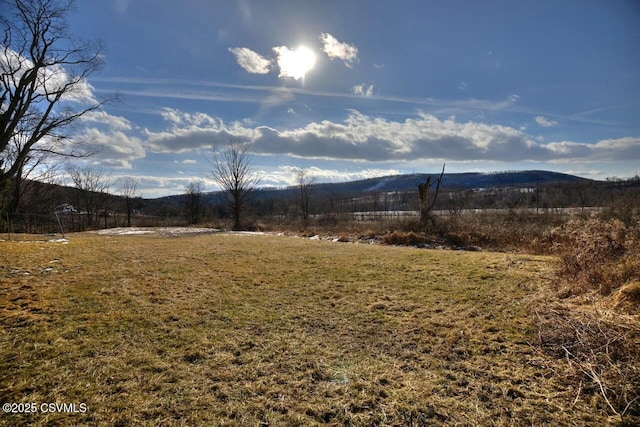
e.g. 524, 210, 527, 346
0, 233, 614, 425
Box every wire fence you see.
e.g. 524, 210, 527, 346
2, 212, 63, 241
1, 212, 174, 241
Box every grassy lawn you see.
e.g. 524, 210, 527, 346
0, 232, 610, 425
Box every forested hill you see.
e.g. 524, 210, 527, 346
157, 170, 593, 206
300, 170, 591, 195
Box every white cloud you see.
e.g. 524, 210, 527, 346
80, 111, 132, 131
80, 128, 145, 169
146, 109, 258, 153
320, 33, 358, 67
159, 108, 184, 124
142, 108, 640, 165
1, 47, 98, 104
352, 83, 374, 97
535, 116, 558, 127
73, 111, 145, 168
458, 81, 468, 91
305, 166, 399, 182
228, 47, 271, 74
112, 175, 206, 199
261, 165, 401, 187
228, 34, 358, 79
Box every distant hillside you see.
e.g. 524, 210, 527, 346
6, 169, 633, 227
152, 170, 593, 207
301, 170, 591, 195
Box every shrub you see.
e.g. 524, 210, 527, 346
535, 216, 640, 422
600, 193, 639, 227
381, 230, 429, 246
551, 218, 640, 297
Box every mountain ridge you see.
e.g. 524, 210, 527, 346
156, 170, 592, 203
298, 170, 591, 196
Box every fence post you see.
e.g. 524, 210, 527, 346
55, 212, 66, 239
5, 212, 9, 241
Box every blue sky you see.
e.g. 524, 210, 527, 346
62, 0, 640, 197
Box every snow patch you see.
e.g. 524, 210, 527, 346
48, 238, 69, 243
93, 227, 219, 236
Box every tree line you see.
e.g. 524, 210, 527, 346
2, 1, 638, 233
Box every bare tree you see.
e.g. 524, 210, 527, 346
418, 163, 445, 226
9, 163, 60, 214
185, 180, 203, 225
296, 168, 314, 221
208, 142, 261, 230
1, 0, 111, 212
2, 123, 59, 213
67, 164, 111, 228
117, 177, 139, 227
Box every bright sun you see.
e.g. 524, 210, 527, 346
276, 46, 316, 80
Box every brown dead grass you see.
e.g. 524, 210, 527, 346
380, 230, 431, 246
551, 218, 640, 299
0, 231, 628, 425
533, 217, 640, 424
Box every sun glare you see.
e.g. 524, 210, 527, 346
277, 46, 316, 80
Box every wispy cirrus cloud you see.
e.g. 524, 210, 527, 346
320, 33, 358, 67
91, 76, 526, 114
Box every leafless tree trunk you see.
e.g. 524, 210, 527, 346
208, 142, 261, 230
3, 123, 62, 213
66, 164, 111, 228
419, 163, 445, 226
117, 177, 139, 227
296, 169, 314, 221
1, 0, 112, 212
185, 180, 203, 225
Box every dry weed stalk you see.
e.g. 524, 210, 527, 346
551, 217, 640, 298
537, 215, 640, 423
535, 307, 640, 420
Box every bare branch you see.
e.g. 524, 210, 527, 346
66, 163, 111, 227
117, 176, 139, 227
207, 140, 261, 230
1, 0, 113, 212
419, 163, 446, 226
297, 168, 314, 221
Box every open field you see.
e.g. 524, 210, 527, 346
0, 231, 622, 425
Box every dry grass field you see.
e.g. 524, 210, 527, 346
0, 231, 626, 425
